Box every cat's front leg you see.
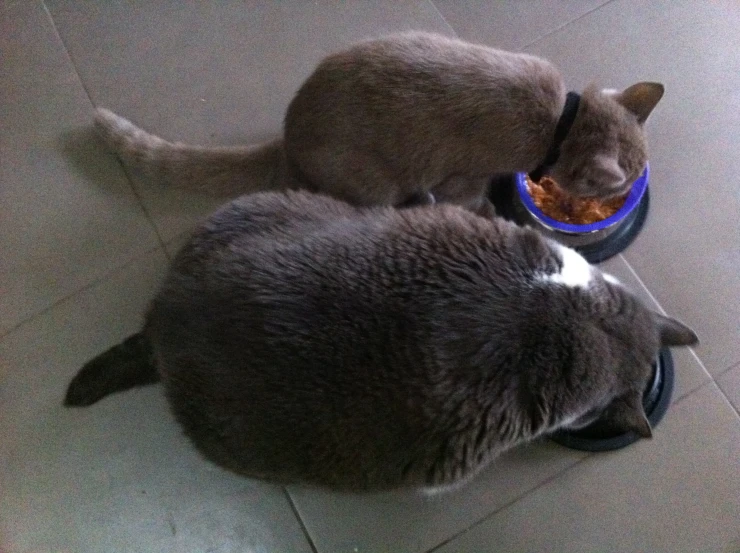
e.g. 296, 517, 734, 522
472, 196, 497, 219
433, 175, 497, 219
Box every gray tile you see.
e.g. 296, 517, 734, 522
0, 0, 160, 335
598, 255, 710, 401
0, 249, 313, 553
164, 231, 192, 261
290, 441, 586, 553
717, 364, 740, 415
525, 0, 740, 375
45, 0, 454, 241
434, 383, 740, 553
432, 0, 610, 50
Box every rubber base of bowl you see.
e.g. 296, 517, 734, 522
575, 187, 650, 264
487, 175, 651, 264
549, 348, 675, 453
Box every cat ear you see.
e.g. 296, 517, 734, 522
654, 312, 699, 347
623, 392, 653, 438
610, 392, 652, 439
592, 153, 626, 189
615, 82, 665, 124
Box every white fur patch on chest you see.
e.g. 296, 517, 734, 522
539, 244, 593, 288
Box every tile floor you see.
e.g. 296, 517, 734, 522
1, 1, 738, 552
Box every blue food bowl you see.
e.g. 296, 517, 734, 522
513, 164, 650, 252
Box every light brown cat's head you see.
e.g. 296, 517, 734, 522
549, 82, 665, 199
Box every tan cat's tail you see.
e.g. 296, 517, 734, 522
94, 108, 285, 196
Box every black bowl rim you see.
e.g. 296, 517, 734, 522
550, 348, 675, 452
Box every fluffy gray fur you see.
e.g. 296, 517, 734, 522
65, 191, 697, 492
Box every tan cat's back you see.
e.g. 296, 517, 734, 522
284, 32, 564, 204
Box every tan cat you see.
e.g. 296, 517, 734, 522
94, 31, 664, 216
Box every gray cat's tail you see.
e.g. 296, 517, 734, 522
94, 108, 285, 196
64, 332, 159, 407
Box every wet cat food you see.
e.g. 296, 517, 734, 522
526, 175, 628, 225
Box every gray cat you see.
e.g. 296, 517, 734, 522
93, 31, 664, 216
65, 191, 697, 492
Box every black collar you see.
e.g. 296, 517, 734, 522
529, 91, 581, 182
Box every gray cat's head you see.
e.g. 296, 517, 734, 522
548, 82, 665, 198
566, 309, 696, 438
548, 259, 697, 438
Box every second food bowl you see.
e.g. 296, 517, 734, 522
489, 165, 650, 264
550, 347, 675, 452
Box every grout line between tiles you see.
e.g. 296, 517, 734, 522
621, 254, 712, 379
283, 488, 319, 553
717, 360, 740, 379
687, 380, 740, 421
620, 255, 667, 315
40, 0, 168, 253
40, 1, 94, 121
425, 0, 459, 38
0, 245, 164, 342
715, 363, 740, 420
426, 453, 594, 553
719, 390, 740, 419
639, 376, 739, 423
108, 162, 170, 250
521, 0, 618, 50
427, 378, 738, 552
670, 378, 716, 409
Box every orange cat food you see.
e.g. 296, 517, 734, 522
525, 176, 628, 225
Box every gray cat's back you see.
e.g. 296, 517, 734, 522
154, 190, 559, 388
285, 32, 563, 196
149, 191, 561, 488
67, 190, 696, 492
